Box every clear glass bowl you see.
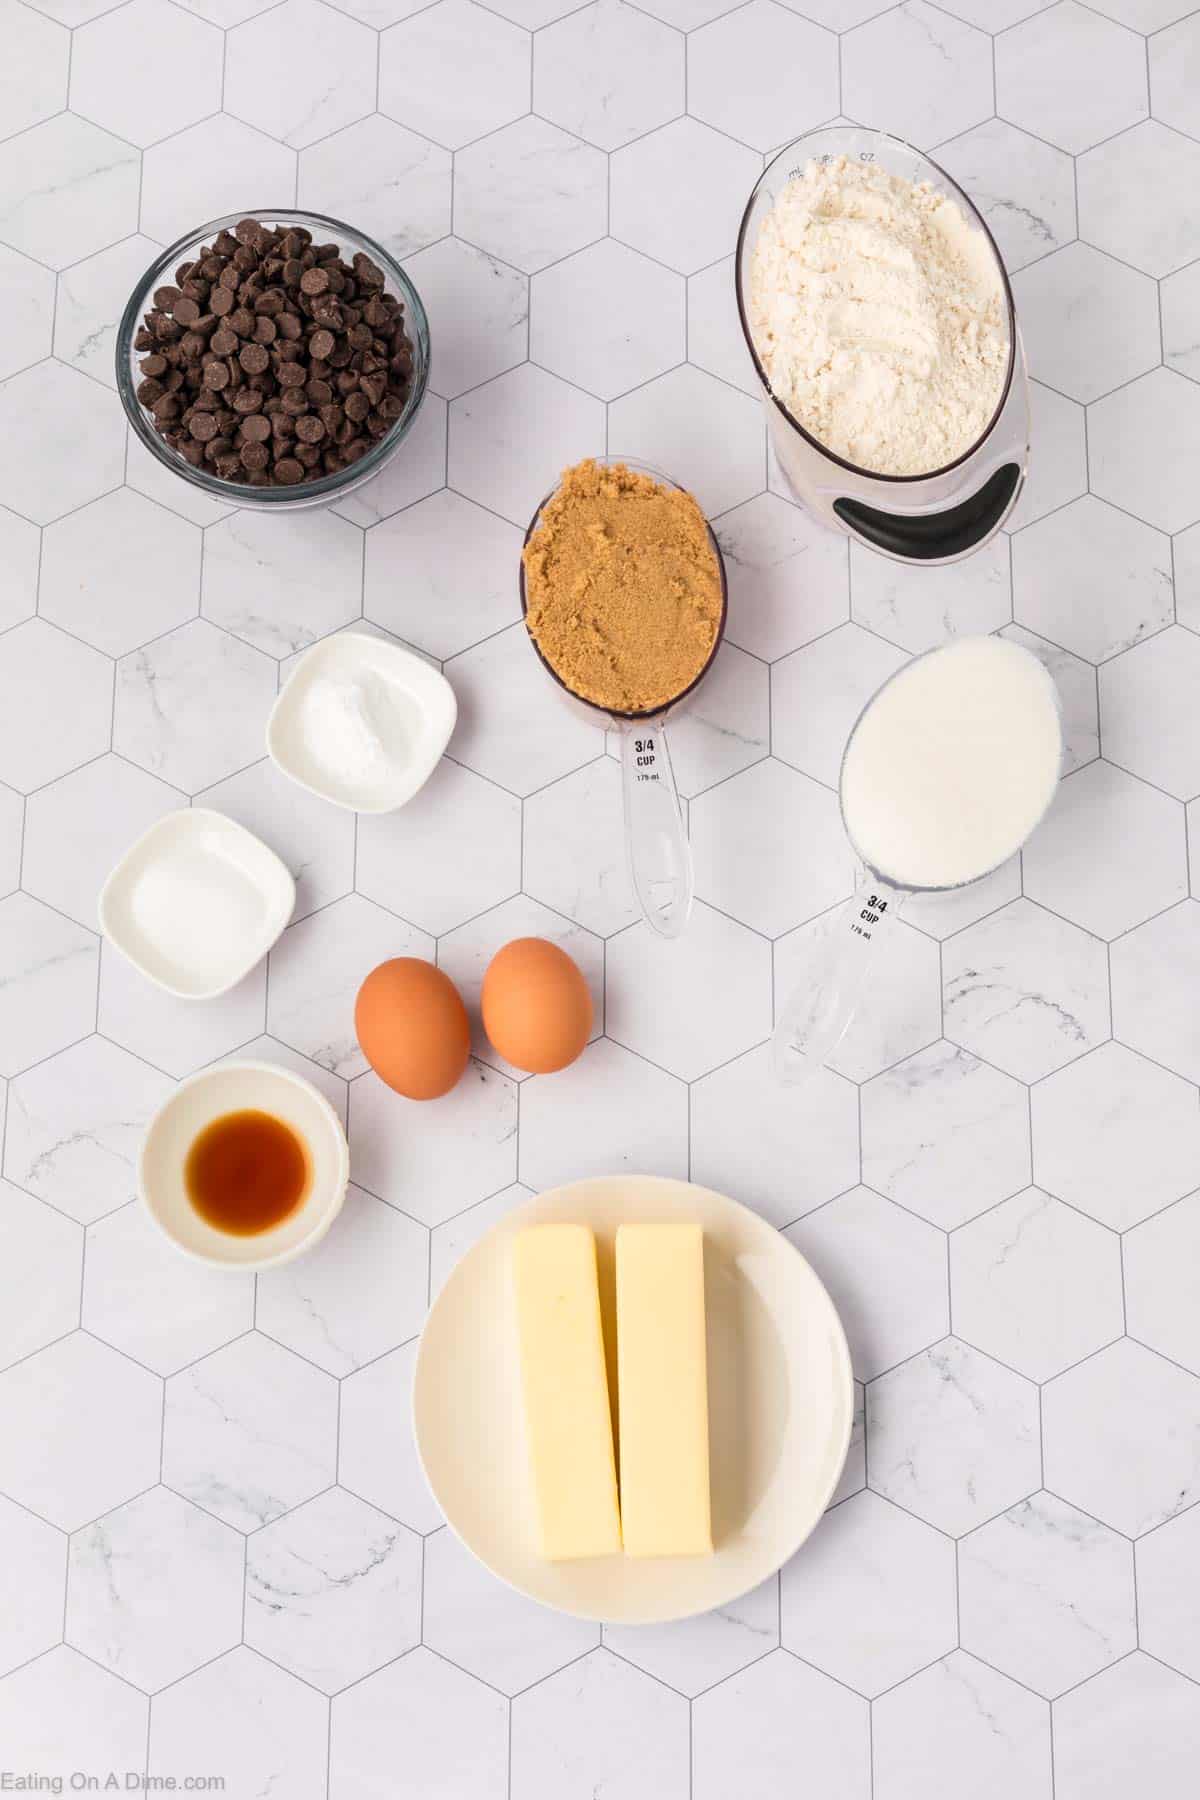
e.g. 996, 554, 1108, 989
116, 209, 430, 512
734, 126, 1017, 485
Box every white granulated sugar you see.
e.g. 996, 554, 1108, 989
749, 156, 1009, 477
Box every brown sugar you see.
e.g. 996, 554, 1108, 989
522, 460, 724, 715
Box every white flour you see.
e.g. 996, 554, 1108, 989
749, 156, 1009, 477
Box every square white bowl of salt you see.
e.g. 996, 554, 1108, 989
99, 809, 296, 1000
266, 632, 457, 814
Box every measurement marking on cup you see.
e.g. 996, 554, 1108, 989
851, 894, 888, 941
633, 737, 663, 783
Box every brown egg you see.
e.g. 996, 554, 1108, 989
355, 958, 470, 1101
481, 937, 593, 1075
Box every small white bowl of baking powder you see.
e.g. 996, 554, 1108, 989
267, 632, 457, 814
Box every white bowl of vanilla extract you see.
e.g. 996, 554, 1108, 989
139, 1061, 350, 1269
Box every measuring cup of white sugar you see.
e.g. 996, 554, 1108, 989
267, 633, 456, 814
773, 636, 1062, 1086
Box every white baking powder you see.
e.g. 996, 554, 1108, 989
749, 156, 1009, 477
296, 672, 400, 788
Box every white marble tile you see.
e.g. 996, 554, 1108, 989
936, 118, 1075, 273
0, 113, 138, 269
454, 117, 607, 275
942, 897, 1109, 1083
163, 1332, 337, 1533
150, 1648, 328, 1800
268, 894, 432, 1080
0, 894, 98, 1078
365, 488, 522, 660
0, 243, 53, 381
687, 256, 760, 401
380, 0, 529, 152
512, 1648, 689, 1800
449, 363, 605, 527
298, 115, 451, 259
139, 115, 296, 246
996, 1, 1146, 153
2, 0, 67, 141
55, 233, 161, 390
125, 427, 236, 530
5, 1036, 173, 1224
692, 1046, 858, 1226
607, 904, 770, 1080
781, 1490, 956, 1697
0, 1332, 160, 1530
523, 758, 638, 938
0, 1493, 65, 1677
246, 1487, 421, 1692
1042, 1338, 1200, 1537
98, 940, 267, 1078
1005, 380, 1088, 532
776, 911, 942, 1084
42, 489, 201, 656
68, 1486, 243, 1691
1102, 627, 1200, 800
872, 1652, 1050, 1800
656, 641, 769, 799
1013, 495, 1173, 665
0, 1181, 81, 1368
0, 783, 21, 896
693, 1649, 868, 1800
0, 619, 112, 794
446, 620, 602, 793
688, 2, 837, 153
199, 758, 354, 924
1111, 900, 1200, 1083
1152, 14, 1200, 143
606, 1577, 778, 1699
438, 892, 602, 1073
24, 754, 179, 932
339, 1340, 443, 1533
535, 2, 682, 151
833, 1382, 866, 1507
786, 1187, 947, 1383
0, 504, 39, 631
609, 364, 763, 518
332, 392, 448, 527
357, 758, 520, 938
425, 1524, 597, 1693
202, 511, 364, 659
861, 1041, 1031, 1229
257, 1183, 428, 1375
83, 1201, 253, 1375
1032, 1041, 1200, 1230
1125, 1193, 1200, 1376
1053, 1653, 1200, 1800
850, 533, 1011, 654
0, 361, 125, 529
1136, 1503, 1200, 1682
518, 1035, 688, 1190
693, 759, 850, 938
952, 1189, 1122, 1382
115, 619, 276, 794
330, 1647, 507, 1800
611, 117, 760, 278
532, 239, 684, 402
772, 623, 905, 787
226, 0, 375, 149
1023, 760, 1186, 941
1079, 121, 1200, 278
402, 237, 527, 400
868, 1338, 1041, 1536
348, 1062, 517, 1223
1016, 243, 1160, 407
429, 1182, 531, 1295
219, 1033, 348, 1128
958, 1492, 1135, 1698
0, 1647, 146, 1782
1162, 260, 1200, 384
72, 0, 222, 147
843, 2, 993, 148
779, 0, 891, 22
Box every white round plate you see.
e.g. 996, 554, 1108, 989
139, 1060, 350, 1271
413, 1175, 853, 1625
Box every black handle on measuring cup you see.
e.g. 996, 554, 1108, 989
833, 463, 1022, 562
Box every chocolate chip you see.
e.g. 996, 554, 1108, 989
139, 353, 168, 378
294, 414, 325, 444
210, 285, 234, 317
253, 315, 277, 345
238, 342, 270, 376
275, 457, 305, 484
211, 326, 238, 357
137, 378, 164, 406
299, 266, 329, 296
188, 411, 219, 442
240, 414, 271, 441
173, 295, 201, 326
154, 286, 180, 310
202, 359, 230, 391
309, 328, 335, 361
239, 440, 270, 472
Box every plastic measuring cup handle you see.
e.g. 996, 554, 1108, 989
773, 876, 902, 1086
619, 722, 693, 939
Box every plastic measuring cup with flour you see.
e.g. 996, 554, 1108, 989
774, 636, 1063, 1085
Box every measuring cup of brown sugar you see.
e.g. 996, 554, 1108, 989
519, 458, 728, 940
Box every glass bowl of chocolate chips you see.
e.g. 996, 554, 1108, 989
116, 211, 430, 510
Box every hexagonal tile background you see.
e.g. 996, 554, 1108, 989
3, 0, 1200, 1790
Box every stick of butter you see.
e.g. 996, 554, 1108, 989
513, 1223, 622, 1560
615, 1222, 713, 1558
